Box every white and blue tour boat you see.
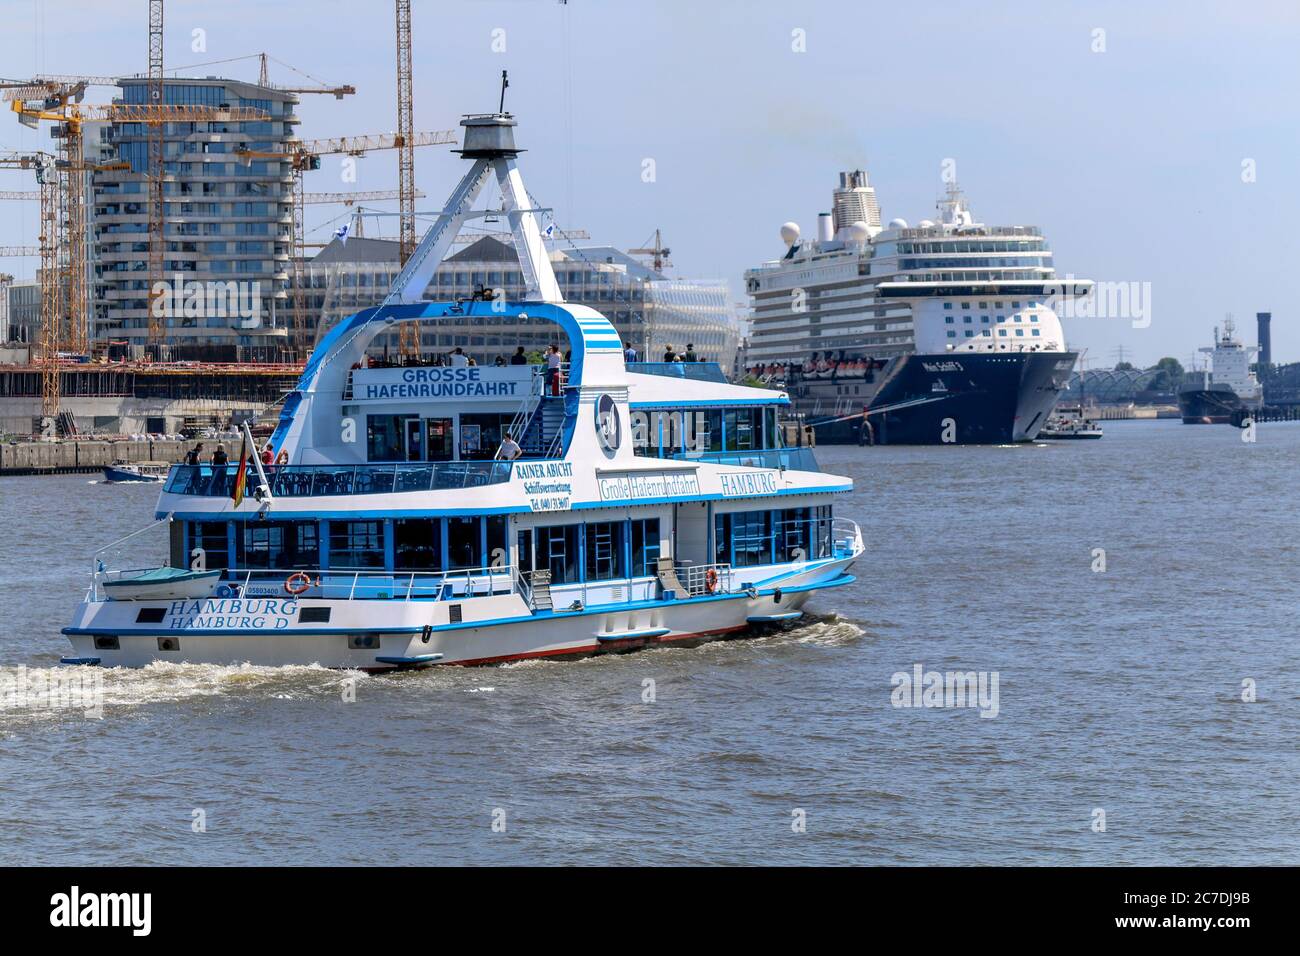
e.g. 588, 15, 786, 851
61, 106, 863, 670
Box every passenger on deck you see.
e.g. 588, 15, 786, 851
545, 344, 562, 393
497, 432, 521, 461
184, 443, 204, 466
260, 443, 274, 467
663, 344, 678, 362
211, 444, 228, 468
208, 444, 229, 495
683, 343, 698, 363
450, 347, 469, 368
510, 346, 528, 365
494, 355, 507, 367
624, 344, 638, 363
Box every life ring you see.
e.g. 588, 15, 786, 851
705, 567, 720, 594
284, 571, 311, 595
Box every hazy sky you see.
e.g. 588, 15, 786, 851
3, 0, 1298, 368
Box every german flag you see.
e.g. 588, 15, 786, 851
231, 433, 249, 507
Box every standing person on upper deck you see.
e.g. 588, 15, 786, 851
624, 344, 638, 363
683, 343, 698, 363
510, 346, 528, 365
662, 344, 677, 363
545, 344, 562, 395
184, 443, 204, 466
497, 432, 521, 461
450, 347, 469, 368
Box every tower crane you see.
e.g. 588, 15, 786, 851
629, 229, 672, 273
395, 0, 418, 355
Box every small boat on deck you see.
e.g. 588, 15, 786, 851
102, 462, 171, 483
100, 567, 222, 601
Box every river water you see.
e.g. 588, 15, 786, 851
1, 420, 1296, 865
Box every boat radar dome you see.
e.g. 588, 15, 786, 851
889, 217, 908, 229
848, 221, 871, 242
917, 219, 935, 228
780, 222, 801, 246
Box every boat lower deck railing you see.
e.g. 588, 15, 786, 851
163, 460, 513, 497
669, 447, 819, 471
831, 517, 864, 559
675, 562, 735, 597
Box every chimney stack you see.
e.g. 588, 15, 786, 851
1257, 311, 1272, 373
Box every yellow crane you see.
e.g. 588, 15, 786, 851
395, 0, 417, 355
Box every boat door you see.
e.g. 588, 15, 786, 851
672, 500, 712, 568
425, 418, 454, 461
404, 418, 424, 461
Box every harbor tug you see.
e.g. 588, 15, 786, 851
61, 107, 863, 669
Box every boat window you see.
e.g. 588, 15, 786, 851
368, 414, 414, 462
447, 516, 483, 570
630, 518, 661, 577
238, 521, 319, 570
460, 413, 514, 461
394, 518, 442, 571
486, 515, 508, 569
723, 408, 761, 451
585, 521, 626, 581
329, 520, 384, 569
631, 411, 654, 457
192, 521, 230, 570
537, 524, 580, 585
776, 507, 813, 561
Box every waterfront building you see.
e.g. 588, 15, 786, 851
89, 77, 298, 357
293, 234, 740, 369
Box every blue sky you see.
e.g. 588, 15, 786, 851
3, 0, 1298, 368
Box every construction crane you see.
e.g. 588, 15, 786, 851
0, 151, 60, 416
234, 129, 456, 357
147, 0, 166, 349
395, 0, 418, 355
256, 53, 355, 98
8, 87, 269, 358
629, 229, 672, 273
301, 189, 421, 205
0, 190, 37, 200
0, 247, 40, 256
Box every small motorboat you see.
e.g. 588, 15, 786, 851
102, 462, 171, 483
101, 566, 222, 601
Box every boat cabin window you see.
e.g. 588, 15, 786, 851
631, 407, 779, 457
630, 518, 661, 577
367, 414, 413, 461
192, 521, 230, 570
460, 413, 514, 461
330, 520, 384, 569
535, 524, 580, 585
238, 521, 319, 570
715, 506, 833, 567
584, 521, 626, 581
394, 518, 442, 571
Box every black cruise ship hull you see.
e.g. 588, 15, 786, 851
801, 351, 1077, 445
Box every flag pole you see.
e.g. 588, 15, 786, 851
244, 420, 274, 502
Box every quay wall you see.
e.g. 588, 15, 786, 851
0, 439, 191, 476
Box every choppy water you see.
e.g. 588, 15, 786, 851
1, 420, 1297, 865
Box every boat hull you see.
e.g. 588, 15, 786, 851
102, 464, 166, 483
801, 351, 1077, 445
1177, 385, 1252, 425
63, 558, 856, 669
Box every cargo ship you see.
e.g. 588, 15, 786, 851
1177, 318, 1261, 425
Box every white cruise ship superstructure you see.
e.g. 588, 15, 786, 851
60, 107, 863, 670
744, 174, 1091, 444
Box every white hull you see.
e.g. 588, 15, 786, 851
65, 558, 854, 670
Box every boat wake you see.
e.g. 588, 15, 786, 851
0, 661, 368, 734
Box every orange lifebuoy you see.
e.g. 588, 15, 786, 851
285, 571, 311, 595
705, 567, 720, 594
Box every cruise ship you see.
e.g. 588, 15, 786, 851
744, 173, 1090, 444
1177, 317, 1262, 425
59, 107, 863, 670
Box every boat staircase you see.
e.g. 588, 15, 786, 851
527, 569, 553, 611
518, 396, 567, 457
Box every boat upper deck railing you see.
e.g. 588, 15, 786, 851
163, 460, 514, 497
668, 446, 820, 472
627, 362, 728, 383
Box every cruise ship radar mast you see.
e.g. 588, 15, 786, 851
382, 73, 563, 308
